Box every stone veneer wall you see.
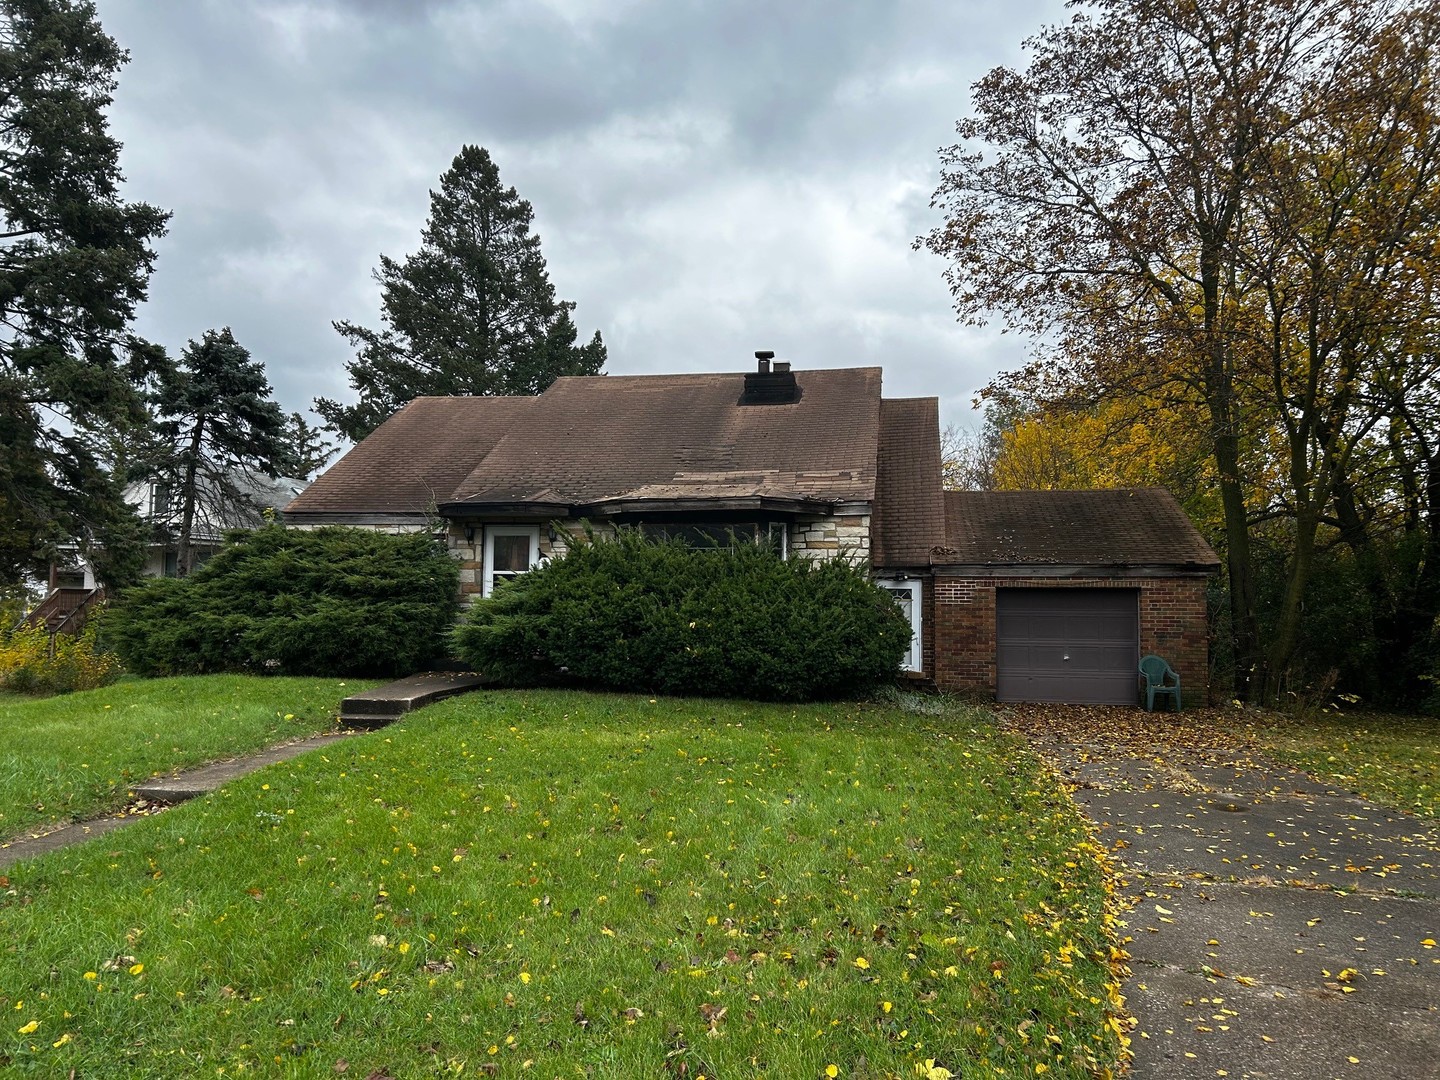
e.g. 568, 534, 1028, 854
932, 574, 1210, 706
446, 515, 870, 605
788, 511, 870, 564
448, 521, 616, 608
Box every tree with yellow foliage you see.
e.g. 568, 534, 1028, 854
924, 0, 1440, 704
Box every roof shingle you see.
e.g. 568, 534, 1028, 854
445, 367, 881, 509
286, 367, 882, 517
871, 398, 946, 567
285, 396, 537, 515
941, 489, 1219, 568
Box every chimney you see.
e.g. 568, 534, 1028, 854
740, 350, 801, 405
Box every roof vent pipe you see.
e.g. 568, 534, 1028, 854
755, 350, 774, 373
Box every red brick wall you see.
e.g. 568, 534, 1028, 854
931, 576, 1210, 705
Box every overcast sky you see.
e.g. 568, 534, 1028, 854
96, 0, 1065, 437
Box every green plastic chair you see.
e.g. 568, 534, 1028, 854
1139, 654, 1181, 712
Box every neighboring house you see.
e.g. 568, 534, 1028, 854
285, 356, 1219, 705
127, 472, 310, 578
21, 472, 310, 638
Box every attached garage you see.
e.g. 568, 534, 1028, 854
927, 489, 1220, 707
995, 588, 1139, 704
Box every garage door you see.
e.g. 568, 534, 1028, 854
996, 589, 1138, 705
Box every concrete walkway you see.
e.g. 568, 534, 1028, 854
1, 671, 493, 870
1021, 720, 1440, 1080
0, 732, 352, 870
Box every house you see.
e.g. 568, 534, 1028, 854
285, 356, 1219, 705
127, 472, 309, 578
22, 472, 310, 638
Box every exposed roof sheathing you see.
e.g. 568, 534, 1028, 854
941, 488, 1219, 568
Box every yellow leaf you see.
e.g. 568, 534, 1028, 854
17, 1020, 38, 1034
52, 1033, 72, 1048
826, 1067, 839, 1078
128, 963, 144, 976
853, 957, 870, 970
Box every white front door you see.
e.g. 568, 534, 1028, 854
877, 577, 923, 673
482, 526, 540, 597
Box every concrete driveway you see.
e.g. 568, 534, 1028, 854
1007, 707, 1440, 1080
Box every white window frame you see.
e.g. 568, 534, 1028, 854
482, 525, 540, 597
876, 577, 924, 673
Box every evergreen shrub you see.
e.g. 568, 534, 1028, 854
453, 530, 911, 701
109, 525, 458, 677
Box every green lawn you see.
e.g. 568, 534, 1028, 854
0, 676, 373, 838
0, 690, 1129, 1079
1245, 710, 1440, 819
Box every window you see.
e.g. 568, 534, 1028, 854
151, 481, 175, 519
876, 577, 923, 673
482, 526, 540, 597
638, 521, 788, 558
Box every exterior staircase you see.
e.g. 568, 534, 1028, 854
19, 586, 105, 638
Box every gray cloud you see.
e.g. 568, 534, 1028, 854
99, 0, 1064, 434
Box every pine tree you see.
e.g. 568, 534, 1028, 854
280, 412, 337, 481
150, 329, 293, 576
315, 145, 605, 442
0, 0, 169, 586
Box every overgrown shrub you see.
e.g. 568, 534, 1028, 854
0, 620, 123, 695
453, 530, 911, 700
108, 525, 459, 677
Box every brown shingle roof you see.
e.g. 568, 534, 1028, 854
446, 367, 881, 510
285, 396, 537, 515
941, 488, 1219, 568
871, 398, 945, 567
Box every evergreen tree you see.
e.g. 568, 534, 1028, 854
0, 0, 169, 586
150, 329, 292, 576
316, 145, 605, 441
280, 411, 337, 481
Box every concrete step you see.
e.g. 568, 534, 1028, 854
338, 671, 491, 729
